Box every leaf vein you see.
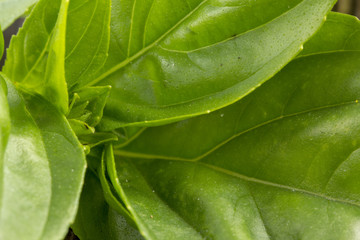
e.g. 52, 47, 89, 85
85, 0, 209, 87
202, 163, 360, 208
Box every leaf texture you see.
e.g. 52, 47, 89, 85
0, 78, 52, 240
24, 92, 86, 240
72, 170, 144, 240
0, 78, 86, 239
66, 0, 111, 89
94, 0, 336, 128
3, 0, 69, 113
109, 13, 360, 239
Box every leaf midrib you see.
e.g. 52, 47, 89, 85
65, 0, 99, 59
201, 162, 360, 209
115, 99, 359, 161
84, 0, 209, 88
120, 156, 360, 210
85, 0, 306, 88
16, 30, 52, 85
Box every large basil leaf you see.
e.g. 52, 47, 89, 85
0, 0, 37, 30
3, 0, 69, 113
66, 0, 111, 89
107, 145, 201, 239
0, 76, 86, 239
94, 0, 336, 129
0, 76, 52, 240
111, 14, 360, 239
72, 170, 143, 240
116, 12, 360, 160
23, 93, 86, 240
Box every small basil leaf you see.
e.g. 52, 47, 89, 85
69, 118, 118, 149
3, 0, 69, 113
69, 119, 96, 136
72, 171, 144, 240
95, 0, 335, 129
68, 86, 111, 127
68, 101, 90, 120
0, 0, 38, 30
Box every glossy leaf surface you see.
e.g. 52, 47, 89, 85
117, 13, 360, 160
112, 14, 360, 239
23, 93, 86, 240
66, 0, 111, 89
68, 86, 111, 127
301, 12, 360, 56
99, 145, 135, 225
95, 0, 336, 129
3, 0, 69, 113
0, 0, 37, 30
72, 171, 143, 240
0, 76, 86, 239
0, 79, 52, 240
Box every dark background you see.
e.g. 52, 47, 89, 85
0, 0, 359, 239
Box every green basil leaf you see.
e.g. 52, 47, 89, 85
107, 148, 209, 239
300, 12, 360, 56
114, 127, 146, 148
66, 0, 111, 89
0, 75, 86, 240
116, 12, 360, 160
94, 0, 336, 129
72, 170, 143, 240
99, 145, 136, 226
23, 93, 87, 240
69, 119, 96, 136
68, 86, 111, 127
112, 14, 360, 238
0, 77, 52, 240
78, 132, 118, 149
69, 118, 118, 148
0, 76, 10, 221
3, 0, 69, 114
0, 0, 37, 30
